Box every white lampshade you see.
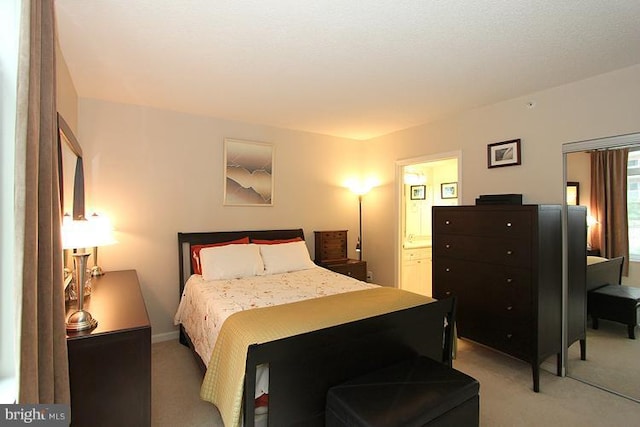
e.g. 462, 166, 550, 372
88, 213, 117, 247
62, 214, 116, 250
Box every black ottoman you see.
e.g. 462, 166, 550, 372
326, 357, 479, 427
588, 284, 640, 339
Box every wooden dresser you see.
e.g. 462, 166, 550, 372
432, 205, 564, 392
314, 230, 367, 282
66, 270, 151, 426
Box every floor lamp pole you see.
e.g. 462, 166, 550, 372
358, 194, 363, 261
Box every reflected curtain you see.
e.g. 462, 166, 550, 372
590, 148, 629, 276
15, 0, 70, 403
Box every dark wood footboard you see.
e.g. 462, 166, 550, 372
243, 296, 456, 426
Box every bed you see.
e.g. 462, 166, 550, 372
174, 229, 456, 427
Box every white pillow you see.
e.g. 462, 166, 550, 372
200, 243, 264, 280
259, 241, 317, 275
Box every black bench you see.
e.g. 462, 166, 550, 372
326, 356, 479, 427
589, 284, 640, 339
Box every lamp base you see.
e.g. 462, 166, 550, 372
90, 265, 104, 277
66, 309, 98, 332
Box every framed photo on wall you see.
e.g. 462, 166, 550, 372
223, 138, 274, 206
487, 139, 521, 168
441, 182, 458, 199
410, 185, 426, 200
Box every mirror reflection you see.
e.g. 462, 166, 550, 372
57, 113, 85, 220
564, 135, 640, 402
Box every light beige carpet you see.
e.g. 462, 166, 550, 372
567, 319, 640, 401
152, 338, 640, 426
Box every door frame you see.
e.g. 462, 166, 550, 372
395, 150, 462, 288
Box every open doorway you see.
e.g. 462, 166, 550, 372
396, 152, 461, 295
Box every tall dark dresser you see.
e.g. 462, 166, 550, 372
432, 205, 565, 392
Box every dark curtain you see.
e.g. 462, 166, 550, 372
15, 0, 70, 403
590, 148, 630, 276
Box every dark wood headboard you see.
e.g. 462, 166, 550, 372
177, 228, 306, 296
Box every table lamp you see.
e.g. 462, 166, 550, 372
88, 213, 116, 277
62, 217, 100, 332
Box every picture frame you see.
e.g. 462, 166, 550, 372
441, 182, 458, 199
410, 185, 426, 200
566, 181, 580, 206
487, 139, 521, 168
223, 138, 274, 206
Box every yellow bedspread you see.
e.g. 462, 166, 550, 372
200, 287, 432, 427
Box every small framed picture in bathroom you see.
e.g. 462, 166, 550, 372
441, 182, 458, 199
410, 185, 426, 200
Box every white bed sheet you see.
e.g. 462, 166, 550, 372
174, 265, 377, 375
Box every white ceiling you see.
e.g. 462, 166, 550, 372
55, 0, 640, 140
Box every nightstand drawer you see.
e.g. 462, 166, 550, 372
323, 260, 367, 282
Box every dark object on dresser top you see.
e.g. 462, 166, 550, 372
475, 193, 523, 205
326, 356, 479, 427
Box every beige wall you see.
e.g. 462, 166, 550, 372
363, 64, 640, 287
77, 64, 640, 338
78, 99, 364, 338
55, 41, 78, 131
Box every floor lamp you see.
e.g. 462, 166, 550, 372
351, 186, 371, 261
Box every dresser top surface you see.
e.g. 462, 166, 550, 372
66, 270, 150, 340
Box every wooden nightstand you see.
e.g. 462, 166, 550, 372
66, 270, 151, 427
321, 259, 368, 282
314, 230, 368, 282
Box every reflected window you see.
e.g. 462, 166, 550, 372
627, 150, 640, 260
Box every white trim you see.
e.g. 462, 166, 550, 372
0, 0, 20, 405
152, 330, 180, 344
394, 150, 462, 289
562, 132, 640, 154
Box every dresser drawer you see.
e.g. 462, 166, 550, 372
433, 209, 532, 239
433, 257, 531, 292
462, 320, 532, 360
434, 234, 531, 268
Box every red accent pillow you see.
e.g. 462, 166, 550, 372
190, 237, 250, 275
252, 237, 303, 245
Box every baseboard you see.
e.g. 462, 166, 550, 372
152, 330, 179, 343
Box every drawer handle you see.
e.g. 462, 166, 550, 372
445, 291, 451, 296
445, 268, 451, 272
445, 244, 451, 249
506, 278, 513, 284
506, 222, 512, 227
347, 272, 352, 276
506, 333, 513, 339
507, 306, 513, 311
506, 250, 513, 255
445, 220, 451, 225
